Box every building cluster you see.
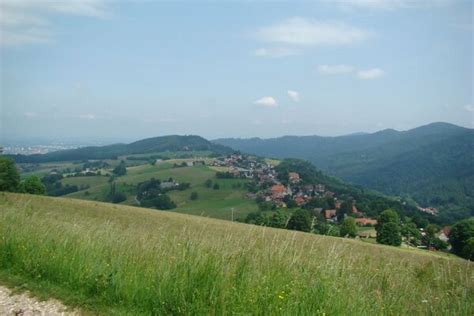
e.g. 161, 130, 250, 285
209, 154, 277, 180
417, 206, 439, 215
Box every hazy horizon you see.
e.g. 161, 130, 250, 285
1, 0, 473, 141
2, 121, 472, 147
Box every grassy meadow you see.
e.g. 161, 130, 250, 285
60, 160, 258, 220
0, 193, 472, 315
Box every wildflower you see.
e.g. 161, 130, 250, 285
421, 299, 428, 303
278, 295, 284, 300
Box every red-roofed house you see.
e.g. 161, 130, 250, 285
352, 205, 360, 214
295, 196, 306, 206
270, 184, 288, 199
323, 209, 337, 220
355, 218, 377, 226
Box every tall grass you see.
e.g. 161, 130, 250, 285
0, 193, 472, 315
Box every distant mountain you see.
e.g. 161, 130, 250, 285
214, 123, 474, 223
12, 135, 233, 163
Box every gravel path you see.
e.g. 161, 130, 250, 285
0, 285, 78, 316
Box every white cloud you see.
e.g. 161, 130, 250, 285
464, 104, 474, 112
254, 96, 278, 107
339, 0, 451, 10
287, 90, 300, 102
255, 47, 300, 58
78, 113, 96, 120
357, 68, 385, 80
0, 0, 109, 47
254, 17, 371, 46
318, 64, 354, 75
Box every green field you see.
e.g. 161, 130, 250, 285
60, 160, 258, 220
0, 193, 472, 315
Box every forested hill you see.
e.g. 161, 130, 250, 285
12, 135, 233, 163
214, 122, 474, 223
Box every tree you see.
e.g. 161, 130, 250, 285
0, 157, 20, 192
313, 213, 330, 235
268, 211, 290, 229
449, 218, 474, 260
337, 200, 352, 223
190, 191, 198, 200
19, 176, 46, 195
340, 217, 357, 238
287, 209, 313, 232
376, 209, 402, 246
141, 194, 176, 210
113, 161, 127, 176
213, 183, 220, 190
401, 220, 421, 246
110, 192, 127, 203
422, 224, 439, 248
245, 212, 268, 226
204, 179, 213, 188
286, 198, 297, 209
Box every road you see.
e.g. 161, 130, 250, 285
0, 285, 77, 315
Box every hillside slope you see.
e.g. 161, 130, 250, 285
0, 193, 472, 315
214, 123, 474, 222
11, 135, 233, 163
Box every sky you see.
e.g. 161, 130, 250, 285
1, 0, 473, 142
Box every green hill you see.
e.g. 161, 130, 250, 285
11, 135, 233, 163
214, 123, 474, 222
0, 193, 472, 315
62, 160, 259, 221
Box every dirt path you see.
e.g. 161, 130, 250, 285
0, 285, 78, 315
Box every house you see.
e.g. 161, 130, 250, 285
324, 191, 335, 198
295, 196, 306, 206
270, 184, 290, 199
302, 184, 314, 195
288, 172, 301, 184
160, 181, 178, 189
314, 184, 326, 192
417, 206, 439, 215
323, 209, 337, 220
355, 218, 378, 226
335, 201, 342, 209
352, 205, 360, 214
437, 226, 451, 243
312, 208, 324, 217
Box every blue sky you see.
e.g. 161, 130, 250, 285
1, 0, 472, 142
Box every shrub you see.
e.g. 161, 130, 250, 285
340, 217, 357, 238
376, 210, 402, 246
19, 176, 46, 195
449, 218, 474, 259
287, 209, 312, 232
0, 157, 20, 192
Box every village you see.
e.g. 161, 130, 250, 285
210, 154, 378, 228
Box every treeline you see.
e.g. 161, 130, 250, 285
11, 135, 233, 163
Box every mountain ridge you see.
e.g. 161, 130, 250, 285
11, 135, 233, 163
213, 122, 474, 222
